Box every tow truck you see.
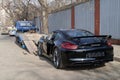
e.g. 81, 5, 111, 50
15, 21, 44, 54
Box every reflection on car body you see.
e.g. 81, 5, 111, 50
37, 29, 114, 69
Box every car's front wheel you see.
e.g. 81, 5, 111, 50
53, 48, 65, 69
38, 43, 43, 56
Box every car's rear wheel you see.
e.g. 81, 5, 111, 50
53, 48, 65, 69
38, 43, 43, 56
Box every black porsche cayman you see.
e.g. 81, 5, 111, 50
37, 29, 113, 69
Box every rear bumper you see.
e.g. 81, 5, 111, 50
60, 46, 114, 66
68, 58, 113, 65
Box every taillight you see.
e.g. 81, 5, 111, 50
107, 40, 112, 46
61, 42, 78, 50
107, 42, 112, 46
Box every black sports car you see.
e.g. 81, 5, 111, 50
37, 29, 113, 69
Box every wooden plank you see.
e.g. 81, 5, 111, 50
28, 33, 44, 41
21, 33, 45, 54
24, 41, 37, 54
22, 34, 29, 41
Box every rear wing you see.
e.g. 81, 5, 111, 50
70, 35, 112, 42
71, 35, 112, 39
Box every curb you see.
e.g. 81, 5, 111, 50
114, 57, 120, 62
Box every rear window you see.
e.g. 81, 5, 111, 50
63, 30, 94, 37
20, 22, 33, 27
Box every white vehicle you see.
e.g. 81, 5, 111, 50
1, 27, 9, 35
9, 30, 16, 36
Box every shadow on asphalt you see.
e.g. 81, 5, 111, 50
0, 35, 15, 41
37, 55, 105, 70
14, 40, 31, 55
65, 64, 105, 71
38, 55, 54, 67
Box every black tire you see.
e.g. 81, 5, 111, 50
15, 37, 18, 43
15, 37, 19, 44
53, 48, 65, 69
38, 43, 43, 56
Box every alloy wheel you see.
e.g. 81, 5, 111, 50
38, 44, 42, 56
53, 49, 60, 68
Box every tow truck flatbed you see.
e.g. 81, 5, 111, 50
15, 32, 44, 54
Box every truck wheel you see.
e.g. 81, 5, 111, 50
15, 37, 19, 44
22, 44, 26, 49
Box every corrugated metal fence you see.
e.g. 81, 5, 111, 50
48, 0, 120, 40
48, 9, 71, 32
48, 0, 95, 33
100, 0, 120, 39
75, 0, 94, 33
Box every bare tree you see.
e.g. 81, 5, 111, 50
1, 0, 40, 25
1, 0, 89, 33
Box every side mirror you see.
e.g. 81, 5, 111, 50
47, 36, 54, 41
51, 37, 55, 41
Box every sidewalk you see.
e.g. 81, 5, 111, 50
113, 45, 120, 62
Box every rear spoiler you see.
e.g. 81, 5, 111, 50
71, 35, 112, 39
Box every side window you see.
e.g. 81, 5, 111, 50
54, 33, 61, 40
47, 32, 62, 41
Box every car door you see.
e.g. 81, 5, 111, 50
42, 32, 55, 55
47, 32, 64, 54
46, 32, 57, 55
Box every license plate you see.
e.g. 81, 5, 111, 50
86, 52, 105, 58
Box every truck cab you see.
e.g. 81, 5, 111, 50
15, 21, 36, 32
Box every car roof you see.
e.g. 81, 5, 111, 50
53, 29, 90, 33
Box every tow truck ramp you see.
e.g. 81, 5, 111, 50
24, 41, 37, 54
19, 33, 44, 54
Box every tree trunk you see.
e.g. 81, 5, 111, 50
42, 8, 48, 34
38, 0, 48, 34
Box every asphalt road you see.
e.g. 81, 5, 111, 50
0, 34, 120, 80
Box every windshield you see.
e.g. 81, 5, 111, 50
20, 22, 32, 27
63, 30, 94, 38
